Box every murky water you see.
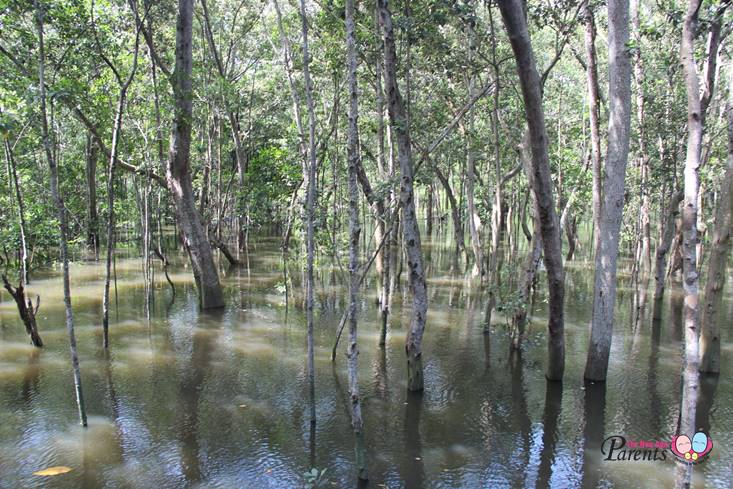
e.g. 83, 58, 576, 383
0, 235, 731, 488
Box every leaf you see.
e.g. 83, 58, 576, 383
33, 466, 73, 476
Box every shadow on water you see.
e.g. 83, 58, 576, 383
372, 345, 389, 400
670, 291, 684, 343
402, 391, 425, 488
536, 380, 563, 489
581, 381, 606, 489
20, 349, 40, 407
178, 307, 224, 483
483, 323, 491, 369
509, 351, 532, 487
648, 313, 663, 436
696, 374, 719, 435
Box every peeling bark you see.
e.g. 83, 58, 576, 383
167, 0, 224, 310
699, 62, 733, 375
499, 0, 566, 380
584, 0, 632, 382
344, 0, 368, 477
379, 0, 429, 392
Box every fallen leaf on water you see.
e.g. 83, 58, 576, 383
33, 466, 73, 476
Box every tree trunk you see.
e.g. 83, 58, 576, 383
374, 9, 392, 333
4, 138, 30, 284
298, 0, 318, 424
582, 0, 603, 258
631, 0, 651, 320
379, 0, 429, 392
101, 54, 139, 347
167, 0, 224, 310
653, 190, 684, 319
2, 275, 43, 347
464, 17, 484, 281
35, 0, 87, 427
344, 0, 368, 477
484, 164, 502, 329
498, 0, 566, 381
488, 1, 503, 310
676, 0, 708, 485
584, 0, 632, 382
426, 183, 434, 239
510, 133, 542, 349
200, 0, 248, 250
699, 61, 733, 374
85, 134, 99, 255
434, 165, 465, 268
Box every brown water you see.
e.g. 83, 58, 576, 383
0, 235, 731, 488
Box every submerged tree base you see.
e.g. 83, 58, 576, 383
407, 352, 424, 392
1, 274, 43, 347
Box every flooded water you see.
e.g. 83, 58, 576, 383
0, 234, 731, 488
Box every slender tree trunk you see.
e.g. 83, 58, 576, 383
374, 9, 392, 333
434, 165, 465, 267
699, 62, 733, 375
272, 0, 308, 256
167, 0, 224, 310
200, 112, 214, 217
676, 0, 717, 484
510, 133, 542, 349
631, 0, 651, 321
344, 0, 367, 477
35, 0, 87, 427
582, 0, 603, 257
426, 183, 433, 239
85, 134, 99, 256
102, 83, 134, 348
485, 2, 503, 331
298, 0, 318, 424
379, 0, 429, 392
464, 17, 484, 281
584, 0, 632, 382
4, 138, 30, 284
200, 0, 248, 250
653, 190, 684, 318
498, 0, 566, 381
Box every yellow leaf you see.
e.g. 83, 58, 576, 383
33, 466, 73, 476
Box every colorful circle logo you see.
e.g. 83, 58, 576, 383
671, 432, 713, 464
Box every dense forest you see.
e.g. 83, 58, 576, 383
0, 0, 731, 487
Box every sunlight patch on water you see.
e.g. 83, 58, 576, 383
230, 339, 276, 358
0, 362, 32, 381
52, 416, 122, 463
0, 341, 37, 359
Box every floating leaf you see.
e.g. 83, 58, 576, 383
33, 466, 73, 476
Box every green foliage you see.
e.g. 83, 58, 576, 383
0, 0, 729, 280
245, 146, 300, 224
303, 467, 328, 488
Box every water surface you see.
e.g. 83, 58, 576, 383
0, 235, 731, 488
